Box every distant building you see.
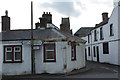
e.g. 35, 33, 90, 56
74, 27, 94, 38
0, 11, 86, 75
75, 1, 120, 65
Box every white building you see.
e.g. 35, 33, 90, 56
0, 11, 86, 75
75, 1, 120, 65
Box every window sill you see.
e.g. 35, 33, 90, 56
3, 61, 22, 63
44, 60, 56, 62
71, 59, 76, 61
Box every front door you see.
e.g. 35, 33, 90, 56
96, 46, 99, 62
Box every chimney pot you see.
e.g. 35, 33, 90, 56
43, 12, 45, 14
46, 12, 48, 14
5, 10, 8, 16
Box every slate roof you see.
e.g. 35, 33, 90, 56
74, 27, 94, 37
93, 18, 109, 29
0, 28, 86, 43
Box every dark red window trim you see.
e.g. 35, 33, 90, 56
3, 45, 22, 63
71, 42, 76, 61
43, 43, 56, 62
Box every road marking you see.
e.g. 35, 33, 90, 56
100, 67, 118, 73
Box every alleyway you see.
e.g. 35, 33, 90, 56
2, 61, 120, 80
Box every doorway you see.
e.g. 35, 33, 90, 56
96, 46, 99, 62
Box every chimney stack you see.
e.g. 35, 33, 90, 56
1, 10, 10, 32
39, 17, 47, 28
102, 12, 108, 21
60, 17, 72, 34
42, 12, 52, 24
35, 22, 40, 29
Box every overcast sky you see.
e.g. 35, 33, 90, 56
0, 0, 117, 33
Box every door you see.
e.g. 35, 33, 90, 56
96, 46, 99, 62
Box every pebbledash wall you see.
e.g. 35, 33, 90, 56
2, 41, 31, 75
82, 3, 120, 65
2, 41, 85, 75
35, 41, 85, 74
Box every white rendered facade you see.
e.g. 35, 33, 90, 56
82, 3, 120, 65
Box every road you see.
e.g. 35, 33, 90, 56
2, 61, 120, 80
66, 61, 119, 78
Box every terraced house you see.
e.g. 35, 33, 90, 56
75, 1, 120, 65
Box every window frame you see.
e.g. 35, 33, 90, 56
88, 47, 90, 56
43, 43, 56, 62
110, 24, 114, 36
94, 30, 97, 41
103, 42, 109, 54
4, 45, 22, 63
100, 27, 104, 40
71, 42, 76, 61
5, 47, 12, 62
14, 47, 22, 61
88, 35, 90, 43
93, 46, 96, 57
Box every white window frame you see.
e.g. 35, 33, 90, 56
45, 47, 55, 61
5, 47, 12, 61
14, 47, 21, 61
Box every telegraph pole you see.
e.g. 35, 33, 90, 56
31, 1, 35, 74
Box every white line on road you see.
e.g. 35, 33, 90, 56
100, 67, 118, 73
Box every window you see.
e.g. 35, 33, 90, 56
103, 42, 109, 54
88, 35, 90, 43
4, 45, 22, 63
93, 46, 96, 57
71, 42, 76, 61
110, 24, 114, 36
44, 43, 56, 62
100, 27, 104, 40
14, 47, 21, 61
88, 47, 90, 56
5, 47, 12, 61
94, 30, 97, 41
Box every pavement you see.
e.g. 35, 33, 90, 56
2, 61, 120, 80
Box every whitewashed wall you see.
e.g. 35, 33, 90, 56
0, 41, 2, 79
35, 42, 64, 74
118, 2, 120, 65
2, 41, 31, 75
65, 42, 85, 73
81, 4, 120, 65
82, 35, 93, 61
118, 41, 120, 65
35, 41, 85, 74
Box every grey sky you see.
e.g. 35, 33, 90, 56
40, 2, 83, 17
0, 0, 114, 33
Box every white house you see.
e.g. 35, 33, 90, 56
0, 11, 86, 75
75, 1, 120, 65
